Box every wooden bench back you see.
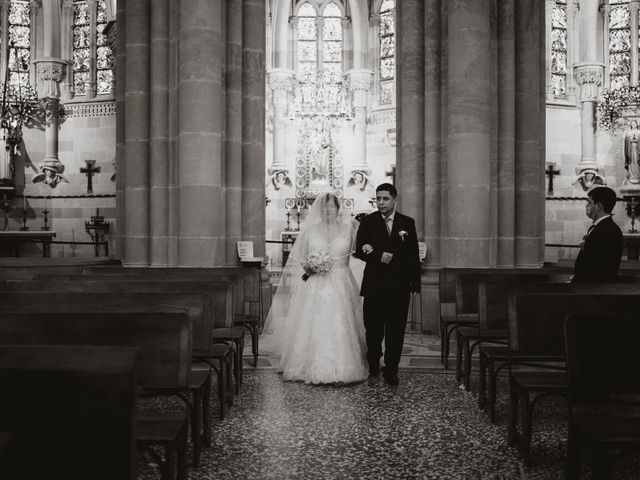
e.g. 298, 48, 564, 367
37, 265, 249, 315
457, 271, 571, 315
0, 312, 191, 389
0, 292, 212, 357
0, 278, 234, 329
508, 292, 640, 354
565, 314, 640, 403
0, 345, 137, 480
477, 280, 639, 329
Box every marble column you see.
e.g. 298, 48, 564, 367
445, 0, 492, 266
345, 68, 372, 174
149, 0, 170, 266
396, 0, 425, 237
267, 68, 294, 174
574, 63, 604, 179
177, 0, 223, 266
601, 2, 611, 91
241, 0, 266, 258
123, 0, 150, 265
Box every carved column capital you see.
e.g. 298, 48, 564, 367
34, 58, 67, 99
268, 68, 295, 93
288, 15, 299, 28
574, 62, 604, 102
346, 69, 373, 108
341, 16, 351, 29
29, 0, 42, 10
62, 0, 74, 14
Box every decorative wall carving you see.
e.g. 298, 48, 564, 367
64, 101, 116, 118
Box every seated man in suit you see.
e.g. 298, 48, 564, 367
572, 186, 624, 283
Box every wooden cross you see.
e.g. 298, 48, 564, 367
80, 160, 101, 194
385, 164, 396, 185
545, 162, 560, 195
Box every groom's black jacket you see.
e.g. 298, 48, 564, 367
354, 211, 421, 297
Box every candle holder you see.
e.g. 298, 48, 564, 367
18, 208, 28, 231
85, 208, 110, 257
40, 208, 50, 231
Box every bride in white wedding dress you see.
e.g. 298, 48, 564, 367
261, 192, 369, 384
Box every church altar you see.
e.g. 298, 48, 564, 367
0, 231, 56, 257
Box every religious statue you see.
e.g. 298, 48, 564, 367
32, 159, 68, 188
270, 170, 292, 191
307, 120, 332, 186
573, 168, 606, 191
624, 120, 640, 184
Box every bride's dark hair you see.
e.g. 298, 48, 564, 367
324, 192, 340, 210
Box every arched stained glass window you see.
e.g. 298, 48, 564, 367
295, 1, 344, 108
550, 0, 567, 96
609, 1, 631, 89
7, 0, 31, 88
73, 0, 113, 97
379, 0, 395, 105
297, 2, 317, 81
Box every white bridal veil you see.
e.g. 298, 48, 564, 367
261, 192, 361, 356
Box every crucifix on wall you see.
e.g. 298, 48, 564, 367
81, 160, 101, 194
545, 162, 560, 196
385, 165, 396, 185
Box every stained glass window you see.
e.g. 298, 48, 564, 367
8, 0, 31, 88
73, 0, 113, 96
295, 1, 344, 108
550, 2, 567, 96
379, 0, 395, 105
609, 3, 631, 89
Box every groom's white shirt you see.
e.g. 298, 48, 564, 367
382, 209, 396, 233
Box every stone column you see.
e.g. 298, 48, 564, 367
567, 0, 580, 100
0, 1, 8, 82
34, 60, 65, 163
267, 68, 294, 174
224, 0, 243, 264
60, 0, 75, 101
289, 16, 298, 72
424, 0, 441, 266
177, 0, 223, 266
632, 1, 640, 85
124, 0, 150, 265
149, 0, 170, 266
514, 0, 545, 267
241, 0, 266, 257
341, 16, 352, 71
345, 68, 372, 174
445, 0, 492, 265
115, 0, 126, 259
396, 0, 425, 236
497, 0, 516, 266
29, 0, 41, 87
574, 63, 604, 182
601, 2, 611, 91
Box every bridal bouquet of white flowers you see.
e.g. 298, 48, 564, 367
301, 249, 333, 281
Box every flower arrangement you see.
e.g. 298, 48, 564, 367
398, 230, 408, 242
301, 249, 333, 281
597, 85, 640, 131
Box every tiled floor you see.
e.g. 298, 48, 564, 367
137, 332, 640, 480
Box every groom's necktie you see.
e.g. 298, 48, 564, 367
385, 216, 392, 235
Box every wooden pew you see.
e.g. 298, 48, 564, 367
454, 270, 571, 387
0, 291, 233, 420
0, 312, 193, 477
0, 345, 138, 480
438, 266, 574, 369
37, 266, 261, 370
0, 432, 11, 480
476, 281, 636, 421
506, 290, 640, 465
6, 277, 242, 394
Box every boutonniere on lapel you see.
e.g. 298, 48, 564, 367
398, 230, 408, 242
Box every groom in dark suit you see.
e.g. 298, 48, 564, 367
355, 183, 421, 385
572, 186, 623, 283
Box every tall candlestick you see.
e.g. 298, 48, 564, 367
22, 196, 25, 210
